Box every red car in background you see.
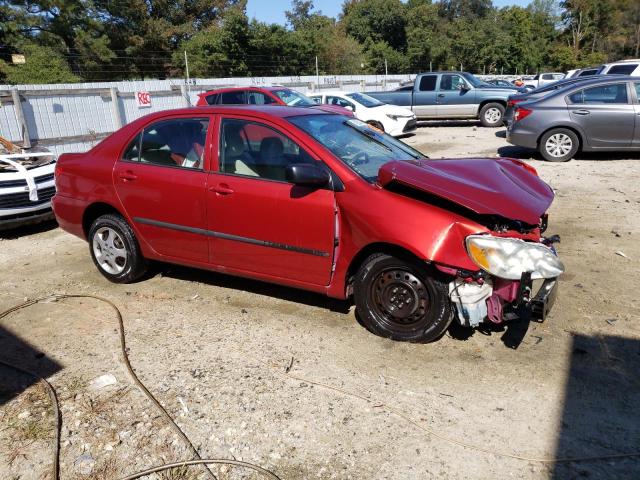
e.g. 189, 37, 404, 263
196, 86, 353, 116
52, 105, 563, 343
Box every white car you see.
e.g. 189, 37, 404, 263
524, 72, 565, 89
600, 59, 640, 76
308, 91, 417, 136
0, 151, 57, 230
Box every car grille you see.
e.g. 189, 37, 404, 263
403, 119, 417, 132
0, 186, 56, 209
0, 172, 55, 188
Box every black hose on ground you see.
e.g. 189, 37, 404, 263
0, 294, 281, 480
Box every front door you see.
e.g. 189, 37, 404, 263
567, 82, 635, 148
436, 74, 476, 118
113, 116, 211, 263
206, 116, 335, 286
412, 74, 438, 118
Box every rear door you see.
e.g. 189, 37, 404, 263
567, 82, 635, 148
113, 115, 212, 263
436, 74, 476, 118
411, 75, 438, 118
206, 115, 336, 286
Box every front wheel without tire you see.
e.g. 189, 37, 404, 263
88, 214, 148, 283
479, 103, 505, 127
539, 128, 579, 162
353, 254, 452, 343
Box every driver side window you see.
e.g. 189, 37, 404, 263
440, 74, 466, 91
219, 118, 316, 182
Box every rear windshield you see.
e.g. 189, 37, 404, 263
289, 114, 425, 182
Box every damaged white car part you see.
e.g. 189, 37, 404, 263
449, 278, 493, 327
465, 235, 564, 280
0, 151, 57, 229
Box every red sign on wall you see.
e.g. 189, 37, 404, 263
136, 91, 151, 108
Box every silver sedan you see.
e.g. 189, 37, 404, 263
506, 76, 640, 161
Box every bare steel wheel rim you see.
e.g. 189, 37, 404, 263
545, 133, 573, 158
92, 227, 128, 275
370, 268, 430, 330
484, 107, 502, 124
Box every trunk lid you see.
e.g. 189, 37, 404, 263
378, 158, 554, 225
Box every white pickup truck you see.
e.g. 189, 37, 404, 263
524, 72, 565, 89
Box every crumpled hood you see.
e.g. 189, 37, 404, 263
378, 158, 554, 225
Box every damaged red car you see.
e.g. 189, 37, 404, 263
52, 106, 564, 343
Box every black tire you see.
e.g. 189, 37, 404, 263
88, 214, 148, 283
353, 253, 452, 343
366, 120, 385, 132
479, 102, 505, 127
539, 128, 579, 162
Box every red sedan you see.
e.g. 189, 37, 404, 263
196, 86, 352, 116
52, 106, 563, 343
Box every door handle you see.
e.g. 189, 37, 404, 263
437, 93, 445, 98
118, 171, 137, 181
209, 183, 234, 195
574, 109, 590, 115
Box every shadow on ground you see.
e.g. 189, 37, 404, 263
552, 333, 640, 479
498, 145, 640, 162
0, 326, 62, 406
156, 263, 352, 313
0, 219, 58, 240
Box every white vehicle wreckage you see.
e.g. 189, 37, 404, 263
0, 136, 56, 230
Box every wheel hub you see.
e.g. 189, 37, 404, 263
373, 269, 428, 324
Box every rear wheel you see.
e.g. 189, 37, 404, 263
539, 128, 579, 162
88, 214, 148, 283
479, 103, 505, 127
354, 253, 452, 343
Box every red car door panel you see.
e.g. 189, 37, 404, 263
206, 116, 335, 286
113, 116, 211, 263
206, 175, 335, 285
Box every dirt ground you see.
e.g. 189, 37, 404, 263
1, 121, 639, 480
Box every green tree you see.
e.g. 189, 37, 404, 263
341, 0, 408, 52
0, 43, 79, 84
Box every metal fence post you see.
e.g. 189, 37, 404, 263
110, 87, 123, 130
10, 88, 31, 148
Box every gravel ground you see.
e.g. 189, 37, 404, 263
1, 121, 639, 480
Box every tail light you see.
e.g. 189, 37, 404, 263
513, 107, 532, 122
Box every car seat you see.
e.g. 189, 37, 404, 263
258, 137, 286, 180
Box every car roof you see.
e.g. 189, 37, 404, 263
199, 86, 294, 96
145, 105, 333, 120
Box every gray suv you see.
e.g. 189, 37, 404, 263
507, 77, 640, 161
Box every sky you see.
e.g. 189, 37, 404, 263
246, 0, 533, 26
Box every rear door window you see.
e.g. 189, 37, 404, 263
203, 93, 219, 105
607, 64, 638, 75
246, 91, 276, 105
132, 118, 209, 169
418, 75, 437, 91
568, 84, 629, 104
219, 91, 246, 104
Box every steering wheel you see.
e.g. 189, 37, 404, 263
352, 151, 370, 166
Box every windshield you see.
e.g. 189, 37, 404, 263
461, 72, 484, 87
272, 89, 315, 107
346, 92, 384, 108
289, 114, 425, 182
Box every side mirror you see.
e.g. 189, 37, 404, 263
457, 83, 469, 91
285, 163, 331, 188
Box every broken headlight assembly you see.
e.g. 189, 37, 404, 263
465, 234, 564, 280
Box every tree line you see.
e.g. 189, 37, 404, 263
1, 0, 639, 84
